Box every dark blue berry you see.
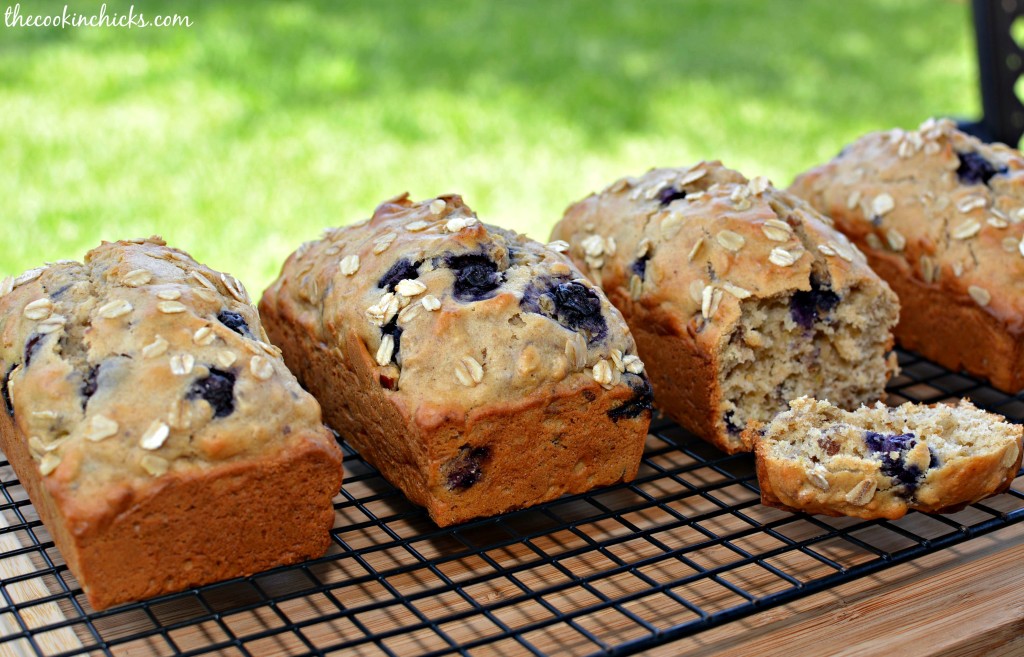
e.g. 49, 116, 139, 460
607, 376, 654, 421
2, 365, 13, 418
657, 185, 688, 206
381, 316, 402, 366
956, 151, 1006, 186
723, 410, 743, 435
188, 368, 236, 418
631, 253, 651, 280
864, 430, 924, 492
551, 282, 607, 341
23, 334, 44, 368
81, 364, 99, 410
790, 277, 840, 329
864, 430, 915, 456
377, 258, 422, 292
217, 311, 252, 338
447, 254, 504, 302
521, 278, 609, 344
444, 445, 490, 491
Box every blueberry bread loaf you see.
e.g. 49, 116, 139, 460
259, 194, 651, 527
550, 162, 900, 454
0, 238, 344, 610
748, 396, 1022, 518
790, 118, 1024, 392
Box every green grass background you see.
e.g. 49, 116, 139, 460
0, 0, 978, 293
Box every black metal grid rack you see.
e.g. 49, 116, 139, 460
0, 348, 1022, 657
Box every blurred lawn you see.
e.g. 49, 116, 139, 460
1, 0, 977, 293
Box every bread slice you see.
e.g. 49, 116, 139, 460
749, 396, 1022, 519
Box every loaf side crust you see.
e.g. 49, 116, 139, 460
263, 302, 644, 526
866, 253, 1024, 391
1, 408, 341, 609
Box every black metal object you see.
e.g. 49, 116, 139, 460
0, 349, 1022, 656
961, 0, 1024, 146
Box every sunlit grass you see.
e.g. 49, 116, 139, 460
0, 0, 978, 293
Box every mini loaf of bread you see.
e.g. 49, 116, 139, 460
790, 118, 1024, 392
259, 193, 651, 527
0, 238, 344, 610
550, 162, 900, 453
749, 396, 1023, 519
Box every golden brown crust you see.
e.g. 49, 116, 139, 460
789, 118, 1024, 392
867, 254, 1024, 391
1, 371, 343, 610
260, 195, 650, 526
617, 293, 722, 447
756, 441, 1021, 518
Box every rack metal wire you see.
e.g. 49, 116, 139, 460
1, 348, 1022, 656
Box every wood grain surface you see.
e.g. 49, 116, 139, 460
0, 513, 81, 657
650, 523, 1024, 657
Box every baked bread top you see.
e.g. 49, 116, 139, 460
262, 193, 648, 418
0, 237, 340, 525
789, 118, 1024, 332
552, 161, 888, 350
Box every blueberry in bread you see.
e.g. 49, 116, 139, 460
259, 194, 651, 527
550, 162, 900, 454
790, 118, 1024, 392
0, 238, 344, 610
748, 396, 1022, 518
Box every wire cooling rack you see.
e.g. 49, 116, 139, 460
0, 349, 1022, 657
